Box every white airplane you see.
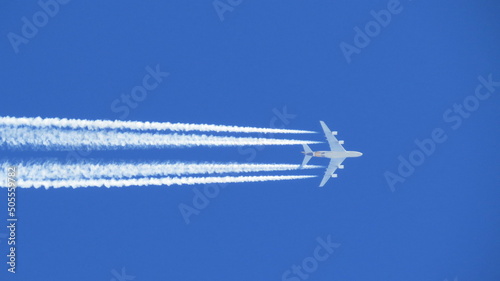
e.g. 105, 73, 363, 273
301, 121, 362, 187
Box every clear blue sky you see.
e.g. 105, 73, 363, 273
1, 1, 499, 280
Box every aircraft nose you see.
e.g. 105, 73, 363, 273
357, 152, 363, 157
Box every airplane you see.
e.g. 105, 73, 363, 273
300, 121, 362, 187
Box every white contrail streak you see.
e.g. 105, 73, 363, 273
13, 175, 316, 189
0, 116, 315, 134
1, 161, 321, 181
0, 127, 320, 150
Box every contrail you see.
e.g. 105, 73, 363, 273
13, 175, 316, 189
1, 160, 322, 180
0, 126, 320, 150
0, 116, 315, 134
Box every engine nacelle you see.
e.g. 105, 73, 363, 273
332, 131, 338, 135
338, 165, 344, 169
331, 174, 338, 178
338, 140, 344, 145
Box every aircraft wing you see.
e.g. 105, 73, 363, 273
320, 121, 346, 152
319, 157, 346, 187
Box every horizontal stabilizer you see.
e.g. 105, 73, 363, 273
300, 155, 312, 169
300, 144, 313, 169
302, 144, 312, 153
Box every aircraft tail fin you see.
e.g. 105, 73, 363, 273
300, 144, 313, 169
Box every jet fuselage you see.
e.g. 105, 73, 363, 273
302, 150, 362, 159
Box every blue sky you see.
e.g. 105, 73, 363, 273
1, 0, 499, 280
